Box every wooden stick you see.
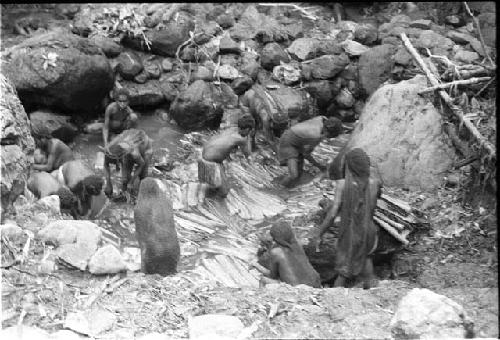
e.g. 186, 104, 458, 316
401, 33, 496, 160
463, 2, 495, 67
418, 77, 491, 94
258, 3, 318, 21
475, 76, 496, 97
373, 216, 409, 245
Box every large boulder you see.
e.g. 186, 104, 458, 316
2, 28, 114, 118
116, 51, 143, 80
121, 80, 166, 108
346, 75, 456, 190
286, 38, 319, 61
0, 74, 35, 214
90, 34, 122, 58
301, 54, 349, 80
29, 110, 77, 137
303, 80, 341, 110
169, 80, 238, 130
390, 288, 475, 339
358, 44, 396, 96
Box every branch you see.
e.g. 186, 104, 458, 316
418, 77, 492, 94
463, 2, 495, 67
401, 33, 496, 160
258, 3, 319, 21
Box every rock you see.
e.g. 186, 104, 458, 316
84, 121, 104, 134
239, 57, 260, 80
273, 63, 302, 86
303, 80, 339, 110
393, 46, 413, 66
158, 76, 182, 103
230, 76, 254, 95
469, 38, 493, 57
286, 38, 318, 61
219, 35, 241, 54
216, 13, 235, 29
3, 29, 114, 117
454, 49, 480, 64
354, 23, 378, 45
33, 213, 49, 227
335, 88, 355, 108
301, 54, 349, 80
0, 222, 23, 239
1, 326, 51, 340
190, 66, 214, 82
358, 44, 396, 96
88, 244, 127, 274
121, 80, 166, 108
90, 35, 122, 58
38, 220, 101, 248
189, 314, 244, 340
346, 75, 456, 189
148, 19, 195, 57
260, 42, 290, 71
169, 80, 238, 130
116, 51, 143, 80
409, 19, 433, 30
477, 12, 496, 47
133, 71, 149, 84
161, 59, 174, 72
64, 307, 117, 337
416, 30, 454, 51
390, 288, 475, 339
316, 40, 344, 55
445, 15, 465, 27
446, 31, 473, 45
57, 242, 97, 271
0, 74, 35, 214
194, 21, 222, 45
29, 110, 77, 137
143, 59, 162, 80
340, 40, 370, 56
36, 195, 61, 214
217, 64, 240, 80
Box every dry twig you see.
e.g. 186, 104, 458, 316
401, 33, 496, 160
418, 77, 492, 94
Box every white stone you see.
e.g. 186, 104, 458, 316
88, 244, 127, 275
37, 195, 61, 214
390, 288, 474, 339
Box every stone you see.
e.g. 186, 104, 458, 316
216, 13, 235, 29
334, 88, 355, 108
272, 63, 302, 86
58, 242, 98, 270
116, 51, 143, 80
169, 80, 238, 130
393, 45, 413, 66
346, 75, 456, 189
121, 80, 166, 108
36, 195, 60, 214
161, 59, 174, 72
358, 44, 396, 96
239, 58, 260, 80
409, 19, 433, 30
143, 60, 162, 80
190, 66, 214, 82
230, 76, 254, 95
469, 38, 493, 57
3, 29, 114, 118
454, 49, 480, 64
0, 74, 35, 213
194, 21, 222, 45
354, 23, 378, 45
38, 220, 101, 248
303, 80, 339, 109
0, 222, 23, 239
88, 244, 127, 274
189, 314, 244, 340
416, 30, 454, 51
260, 42, 290, 71
219, 35, 241, 54
390, 288, 475, 339
29, 110, 78, 138
90, 35, 122, 58
286, 38, 319, 61
1, 326, 51, 340
217, 64, 240, 80
301, 54, 349, 80
446, 30, 474, 44
64, 307, 117, 337
445, 15, 465, 27
340, 40, 370, 56
133, 71, 149, 84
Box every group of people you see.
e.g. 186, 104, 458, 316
29, 85, 382, 289
199, 88, 382, 289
